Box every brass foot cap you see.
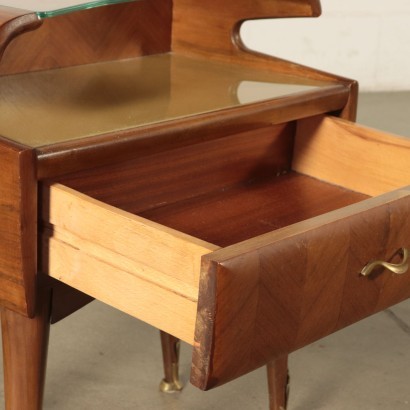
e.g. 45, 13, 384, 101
159, 379, 184, 393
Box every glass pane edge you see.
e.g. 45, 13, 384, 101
36, 0, 137, 18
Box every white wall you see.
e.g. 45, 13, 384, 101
241, 0, 410, 91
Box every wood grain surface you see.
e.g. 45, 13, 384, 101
191, 188, 410, 390
41, 183, 218, 343
57, 124, 296, 214
0, 138, 37, 317
0, 0, 172, 75
294, 115, 410, 196
142, 172, 369, 247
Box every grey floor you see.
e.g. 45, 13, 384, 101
1, 92, 410, 409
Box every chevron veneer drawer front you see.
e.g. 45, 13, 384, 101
40, 115, 410, 390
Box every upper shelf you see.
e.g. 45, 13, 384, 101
1, 0, 138, 18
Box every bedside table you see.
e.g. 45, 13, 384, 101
0, 1, 409, 409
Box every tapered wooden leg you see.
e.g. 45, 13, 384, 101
267, 355, 290, 410
1, 288, 51, 410
159, 330, 183, 393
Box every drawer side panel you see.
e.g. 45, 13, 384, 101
41, 183, 218, 343
294, 115, 410, 196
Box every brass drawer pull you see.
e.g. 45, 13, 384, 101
361, 248, 409, 276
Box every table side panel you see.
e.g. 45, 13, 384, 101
0, 139, 37, 317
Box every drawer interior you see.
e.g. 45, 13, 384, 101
139, 171, 368, 247
54, 118, 374, 248
42, 115, 409, 344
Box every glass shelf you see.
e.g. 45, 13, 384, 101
2, 0, 137, 18
0, 53, 345, 148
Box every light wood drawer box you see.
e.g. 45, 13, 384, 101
40, 115, 410, 390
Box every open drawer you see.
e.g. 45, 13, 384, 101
40, 115, 410, 390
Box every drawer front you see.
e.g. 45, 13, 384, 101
192, 188, 410, 390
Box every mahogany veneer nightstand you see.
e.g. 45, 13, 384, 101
0, 1, 409, 409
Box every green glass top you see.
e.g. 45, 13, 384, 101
3, 0, 137, 18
